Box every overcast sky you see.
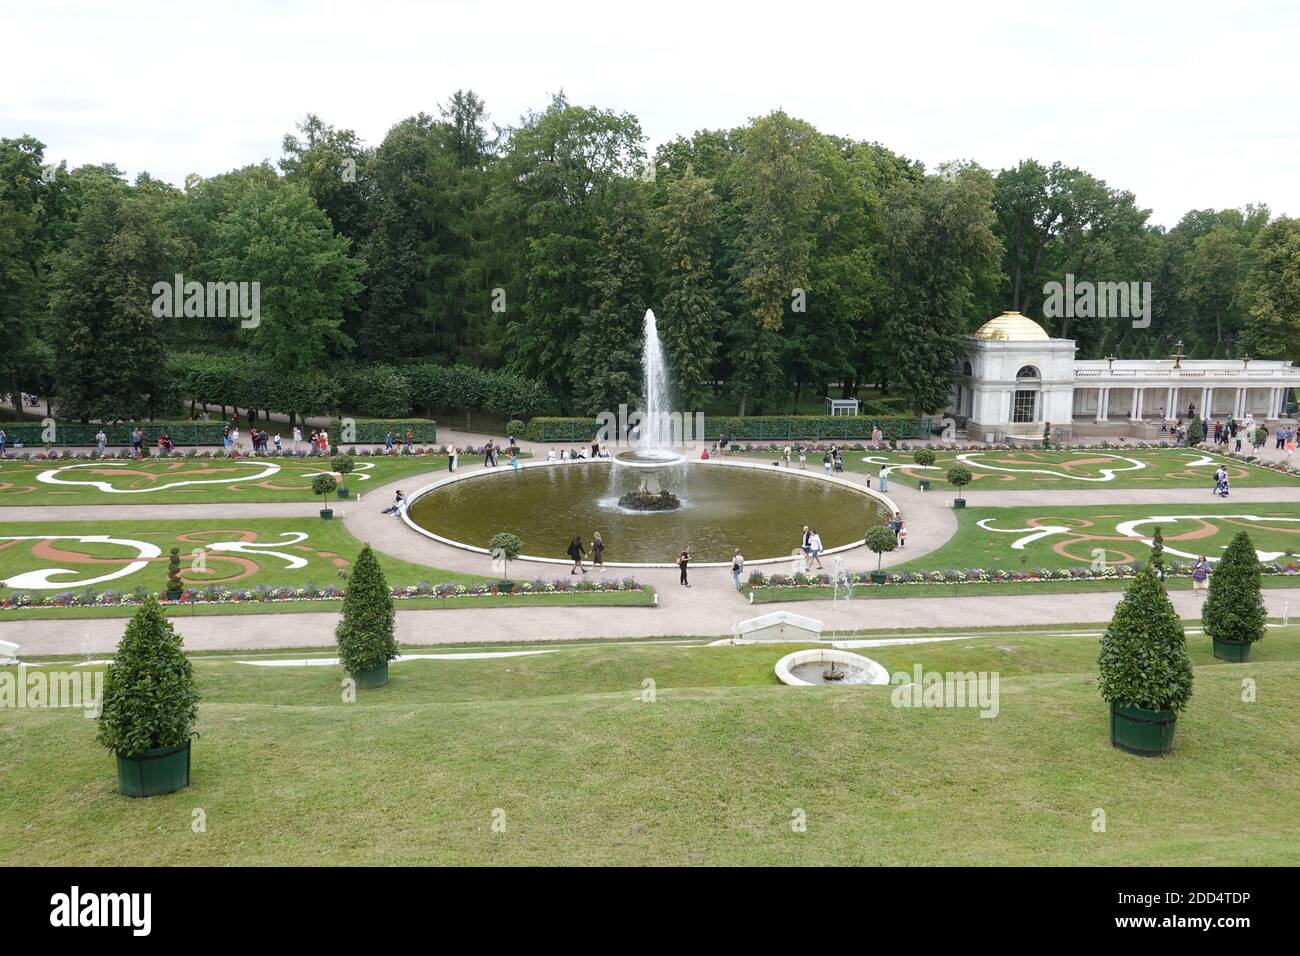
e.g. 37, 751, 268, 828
3, 0, 1296, 227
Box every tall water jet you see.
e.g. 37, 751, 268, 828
638, 309, 676, 457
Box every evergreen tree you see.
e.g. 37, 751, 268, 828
1098, 565, 1194, 712
97, 597, 199, 756
335, 544, 398, 675
1201, 531, 1267, 646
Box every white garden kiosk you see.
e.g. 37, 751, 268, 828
825, 397, 860, 417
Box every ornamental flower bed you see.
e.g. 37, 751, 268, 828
745, 560, 1300, 591
0, 576, 646, 611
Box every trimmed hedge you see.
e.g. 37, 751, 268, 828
335, 418, 438, 444
526, 415, 933, 443
0, 421, 229, 447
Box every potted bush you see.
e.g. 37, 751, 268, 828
489, 531, 523, 591
97, 598, 200, 796
864, 525, 897, 584
166, 547, 183, 601
913, 448, 936, 490
335, 544, 398, 688
1098, 565, 1194, 756
331, 453, 355, 498
1202, 530, 1267, 662
312, 473, 337, 519
506, 419, 525, 439
947, 464, 972, 508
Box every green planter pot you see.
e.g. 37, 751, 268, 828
918, 479, 931, 491
1212, 638, 1251, 662
336, 487, 350, 499
116, 739, 192, 797
352, 663, 389, 688
319, 508, 334, 520
953, 498, 967, 509
1110, 702, 1177, 756
869, 570, 887, 585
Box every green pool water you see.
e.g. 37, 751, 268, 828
407, 461, 890, 564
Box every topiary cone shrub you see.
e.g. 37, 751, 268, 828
1098, 565, 1194, 755
97, 597, 199, 795
1202, 530, 1267, 661
947, 464, 972, 507
335, 544, 398, 687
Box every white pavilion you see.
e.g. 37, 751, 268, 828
950, 311, 1300, 442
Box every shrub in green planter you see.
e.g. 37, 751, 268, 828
312, 473, 337, 516
947, 465, 972, 506
489, 531, 523, 587
912, 448, 936, 467
1202, 530, 1267, 661
335, 544, 399, 687
331, 453, 355, 497
506, 420, 526, 438
864, 525, 897, 582
1098, 566, 1194, 755
97, 598, 199, 795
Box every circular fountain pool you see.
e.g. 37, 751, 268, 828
405, 460, 893, 566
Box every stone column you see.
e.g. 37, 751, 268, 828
1132, 387, 1143, 420
1095, 387, 1108, 422
1202, 387, 1211, 419
1165, 386, 1174, 421
1235, 387, 1246, 418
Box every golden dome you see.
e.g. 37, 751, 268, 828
972, 311, 1050, 342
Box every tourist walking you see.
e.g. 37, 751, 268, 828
1192, 555, 1210, 592
447, 442, 457, 472
808, 530, 824, 570
800, 525, 812, 566
822, 449, 832, 474
95, 428, 106, 454
897, 520, 908, 548
879, 466, 890, 492
131, 427, 143, 459
567, 535, 587, 574
385, 430, 394, 451
731, 548, 744, 591
591, 531, 605, 567
677, 546, 690, 587
405, 429, 414, 454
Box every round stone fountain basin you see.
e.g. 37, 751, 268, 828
405, 459, 895, 566
775, 649, 890, 686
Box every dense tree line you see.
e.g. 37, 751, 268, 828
4, 92, 1299, 421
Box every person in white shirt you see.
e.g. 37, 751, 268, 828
547, 449, 557, 462
808, 530, 824, 570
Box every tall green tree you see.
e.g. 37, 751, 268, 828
879, 165, 1002, 413
653, 167, 725, 411
211, 180, 362, 374
1239, 217, 1300, 361
49, 180, 188, 420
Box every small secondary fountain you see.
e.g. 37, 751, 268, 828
775, 649, 890, 686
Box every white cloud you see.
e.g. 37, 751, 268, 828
2, 0, 1296, 226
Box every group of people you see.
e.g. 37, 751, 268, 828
771, 442, 847, 474
566, 533, 606, 574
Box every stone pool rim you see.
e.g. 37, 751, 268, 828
399, 457, 901, 569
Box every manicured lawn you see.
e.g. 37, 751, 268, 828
2, 627, 1296, 865
734, 447, 1300, 489
891, 501, 1300, 572
0, 516, 479, 600
0, 453, 493, 506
